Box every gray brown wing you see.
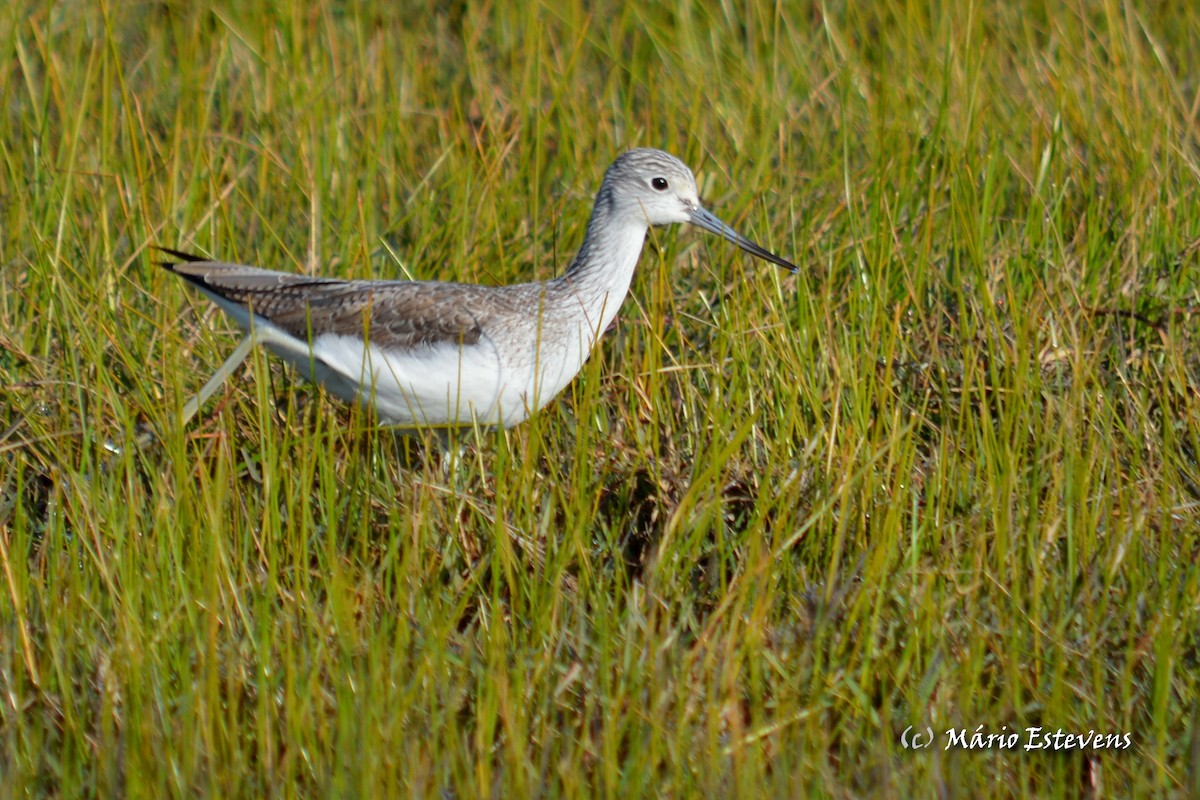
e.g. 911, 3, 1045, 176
158, 249, 484, 351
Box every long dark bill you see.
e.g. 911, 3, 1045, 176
688, 206, 797, 273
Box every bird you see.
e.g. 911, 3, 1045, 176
159, 148, 796, 430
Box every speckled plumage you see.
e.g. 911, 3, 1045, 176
162, 148, 796, 429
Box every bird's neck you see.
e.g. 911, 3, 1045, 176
554, 187, 649, 339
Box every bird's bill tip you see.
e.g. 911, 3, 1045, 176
687, 206, 797, 273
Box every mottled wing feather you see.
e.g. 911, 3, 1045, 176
159, 252, 484, 351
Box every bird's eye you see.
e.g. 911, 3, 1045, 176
651, 177, 669, 191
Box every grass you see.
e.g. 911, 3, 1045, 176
2, 0, 1199, 795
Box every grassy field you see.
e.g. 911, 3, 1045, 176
2, 0, 1199, 795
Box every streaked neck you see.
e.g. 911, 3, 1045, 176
554, 185, 649, 339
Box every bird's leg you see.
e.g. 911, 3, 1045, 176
111, 331, 257, 453
178, 332, 257, 432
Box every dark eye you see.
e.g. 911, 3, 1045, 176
651, 177, 669, 191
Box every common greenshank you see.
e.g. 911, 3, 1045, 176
160, 148, 796, 429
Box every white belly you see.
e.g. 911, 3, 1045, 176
296, 328, 590, 429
